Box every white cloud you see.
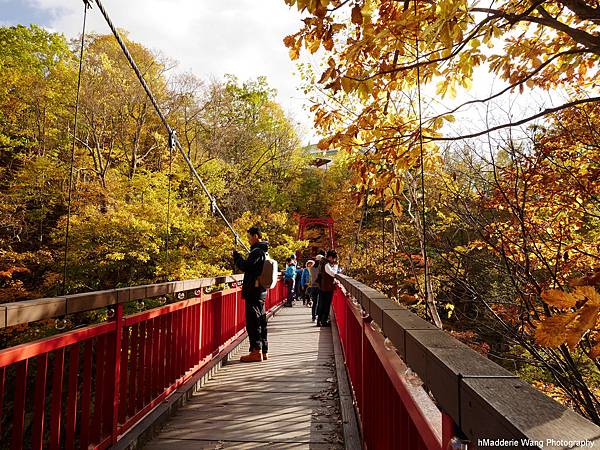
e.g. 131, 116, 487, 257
29, 0, 315, 142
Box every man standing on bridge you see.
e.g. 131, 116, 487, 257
317, 250, 339, 327
233, 226, 269, 362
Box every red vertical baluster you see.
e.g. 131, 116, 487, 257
238, 291, 241, 331
217, 293, 223, 349
49, 348, 65, 450
92, 335, 106, 445
119, 325, 129, 425
190, 305, 196, 367
194, 303, 202, 364
162, 313, 168, 389
0, 366, 5, 437
145, 318, 154, 403
182, 307, 189, 372
128, 324, 139, 418
152, 317, 161, 398
32, 353, 49, 450
169, 310, 176, 380
137, 321, 146, 410
102, 332, 115, 438
189, 305, 195, 367
173, 309, 180, 380
201, 300, 208, 359
65, 345, 80, 450
190, 304, 197, 367
159, 315, 166, 394
229, 292, 235, 338
232, 292, 236, 336
172, 310, 179, 380
167, 311, 175, 382
179, 308, 186, 375
224, 293, 230, 340
162, 314, 169, 386
156, 317, 163, 392
167, 311, 175, 383
200, 296, 205, 350
188, 305, 194, 368
80, 340, 93, 450
110, 304, 123, 444
182, 307, 188, 373
198, 300, 205, 361
209, 296, 216, 354
442, 411, 458, 450
185, 306, 193, 371
12, 359, 28, 449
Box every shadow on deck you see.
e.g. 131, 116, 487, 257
143, 306, 345, 449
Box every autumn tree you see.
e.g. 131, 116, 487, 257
282, 0, 600, 421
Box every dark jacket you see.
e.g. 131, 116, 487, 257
234, 241, 268, 301
319, 261, 335, 292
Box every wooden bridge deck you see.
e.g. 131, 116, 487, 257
144, 306, 345, 449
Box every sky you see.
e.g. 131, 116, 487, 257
0, 1, 579, 150
0, 0, 317, 142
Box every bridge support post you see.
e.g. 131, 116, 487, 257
111, 303, 124, 445
442, 411, 472, 450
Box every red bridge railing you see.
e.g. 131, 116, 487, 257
333, 281, 442, 450
0, 276, 285, 449
334, 274, 600, 450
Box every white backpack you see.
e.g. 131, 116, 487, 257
256, 252, 278, 289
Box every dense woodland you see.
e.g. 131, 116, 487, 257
1, 0, 599, 427
0, 24, 349, 345
284, 0, 599, 423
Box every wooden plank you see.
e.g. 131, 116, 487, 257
170, 404, 341, 423
461, 377, 600, 448
405, 330, 516, 424
144, 306, 344, 448
188, 390, 338, 407
381, 309, 437, 358
145, 439, 340, 449
201, 380, 333, 392
0, 274, 251, 326
5, 297, 66, 326
65, 290, 116, 314
367, 296, 405, 328
158, 419, 340, 443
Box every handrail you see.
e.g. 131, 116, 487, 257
335, 274, 600, 449
0, 274, 245, 329
0, 275, 286, 448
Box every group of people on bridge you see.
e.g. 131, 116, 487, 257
232, 226, 339, 363
283, 250, 339, 326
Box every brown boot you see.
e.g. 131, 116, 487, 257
240, 350, 262, 363
262, 352, 269, 360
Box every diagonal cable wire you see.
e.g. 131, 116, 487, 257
92, 0, 249, 252
414, 0, 432, 324
62, 0, 92, 296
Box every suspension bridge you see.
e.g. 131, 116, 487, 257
1, 273, 599, 449
0, 0, 599, 449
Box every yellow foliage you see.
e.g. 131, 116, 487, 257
536, 286, 600, 350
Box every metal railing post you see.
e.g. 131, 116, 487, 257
443, 411, 472, 450
111, 303, 124, 445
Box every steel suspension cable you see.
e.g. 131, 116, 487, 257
413, 0, 432, 323
165, 131, 175, 263
92, 0, 249, 252
62, 0, 91, 296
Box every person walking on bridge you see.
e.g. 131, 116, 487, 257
233, 226, 269, 362
317, 250, 339, 327
284, 257, 297, 307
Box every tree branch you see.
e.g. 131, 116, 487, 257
425, 96, 600, 142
